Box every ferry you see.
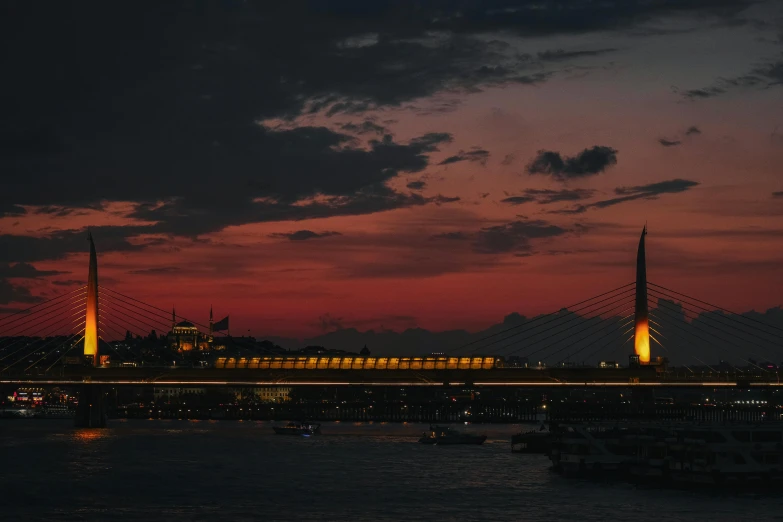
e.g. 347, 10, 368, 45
550, 421, 783, 486
419, 425, 487, 445
273, 422, 321, 436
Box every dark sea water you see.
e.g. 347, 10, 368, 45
1, 419, 781, 521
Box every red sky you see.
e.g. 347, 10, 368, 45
1, 2, 782, 339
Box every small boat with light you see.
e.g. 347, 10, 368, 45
273, 422, 321, 436
419, 425, 487, 445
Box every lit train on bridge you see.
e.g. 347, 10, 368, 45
215, 355, 501, 370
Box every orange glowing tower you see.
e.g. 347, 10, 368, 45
633, 226, 651, 363
84, 231, 99, 366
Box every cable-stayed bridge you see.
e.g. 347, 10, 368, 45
0, 229, 781, 392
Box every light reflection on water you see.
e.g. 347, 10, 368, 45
0, 420, 781, 521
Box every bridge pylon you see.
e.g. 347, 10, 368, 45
84, 232, 99, 366
633, 226, 651, 364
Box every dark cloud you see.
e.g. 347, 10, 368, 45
52, 279, 83, 287
537, 48, 617, 61
339, 120, 388, 136
318, 313, 344, 332
500, 196, 536, 206
0, 0, 753, 257
269, 230, 342, 241
550, 179, 700, 214
682, 86, 725, 99
406, 180, 426, 190
685, 126, 702, 135
0, 279, 41, 305
527, 146, 618, 181
0, 203, 26, 217
473, 219, 568, 254
439, 148, 490, 166
501, 154, 516, 166
681, 60, 783, 100
521, 188, 596, 204
0, 263, 67, 279
658, 138, 682, 147
773, 191, 783, 198
128, 266, 182, 275
0, 227, 147, 264
430, 232, 471, 241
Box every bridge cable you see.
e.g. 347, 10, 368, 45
0, 304, 87, 364
1, 315, 85, 372
446, 282, 634, 355
461, 286, 635, 355
0, 285, 86, 329
541, 311, 634, 364
98, 291, 175, 332
555, 315, 634, 365
503, 302, 633, 361
0, 297, 86, 357
649, 282, 783, 335
0, 292, 86, 336
648, 286, 781, 346
99, 286, 213, 332
493, 293, 635, 357
649, 290, 780, 362
24, 329, 86, 372
648, 304, 769, 373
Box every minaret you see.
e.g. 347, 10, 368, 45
633, 225, 651, 364
84, 231, 99, 366
209, 305, 214, 342
172, 307, 176, 330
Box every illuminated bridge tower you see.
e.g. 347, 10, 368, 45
84, 232, 99, 366
633, 226, 651, 364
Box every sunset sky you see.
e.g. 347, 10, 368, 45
1, 1, 782, 338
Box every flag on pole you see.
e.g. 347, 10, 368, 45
213, 316, 229, 332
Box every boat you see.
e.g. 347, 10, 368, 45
511, 425, 552, 454
273, 422, 321, 436
549, 421, 783, 487
419, 425, 487, 445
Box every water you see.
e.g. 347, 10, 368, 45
1, 420, 781, 521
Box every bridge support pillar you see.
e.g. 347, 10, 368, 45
74, 384, 107, 428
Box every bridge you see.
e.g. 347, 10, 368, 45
1, 228, 781, 425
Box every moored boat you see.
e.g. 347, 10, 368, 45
419, 425, 487, 445
273, 422, 321, 436
511, 425, 552, 454
550, 420, 783, 487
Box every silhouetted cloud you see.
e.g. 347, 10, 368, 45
406, 180, 426, 190
269, 230, 342, 241
0, 263, 67, 279
500, 196, 536, 206
52, 279, 83, 286
521, 188, 596, 204
550, 178, 700, 214
439, 148, 490, 166
501, 154, 516, 166
681, 60, 783, 100
339, 120, 388, 135
430, 232, 471, 241
0, 279, 41, 305
128, 266, 182, 275
318, 313, 344, 332
773, 191, 783, 198
537, 48, 617, 61
685, 126, 702, 135
527, 146, 618, 181
682, 86, 725, 99
473, 219, 567, 254
658, 138, 682, 147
